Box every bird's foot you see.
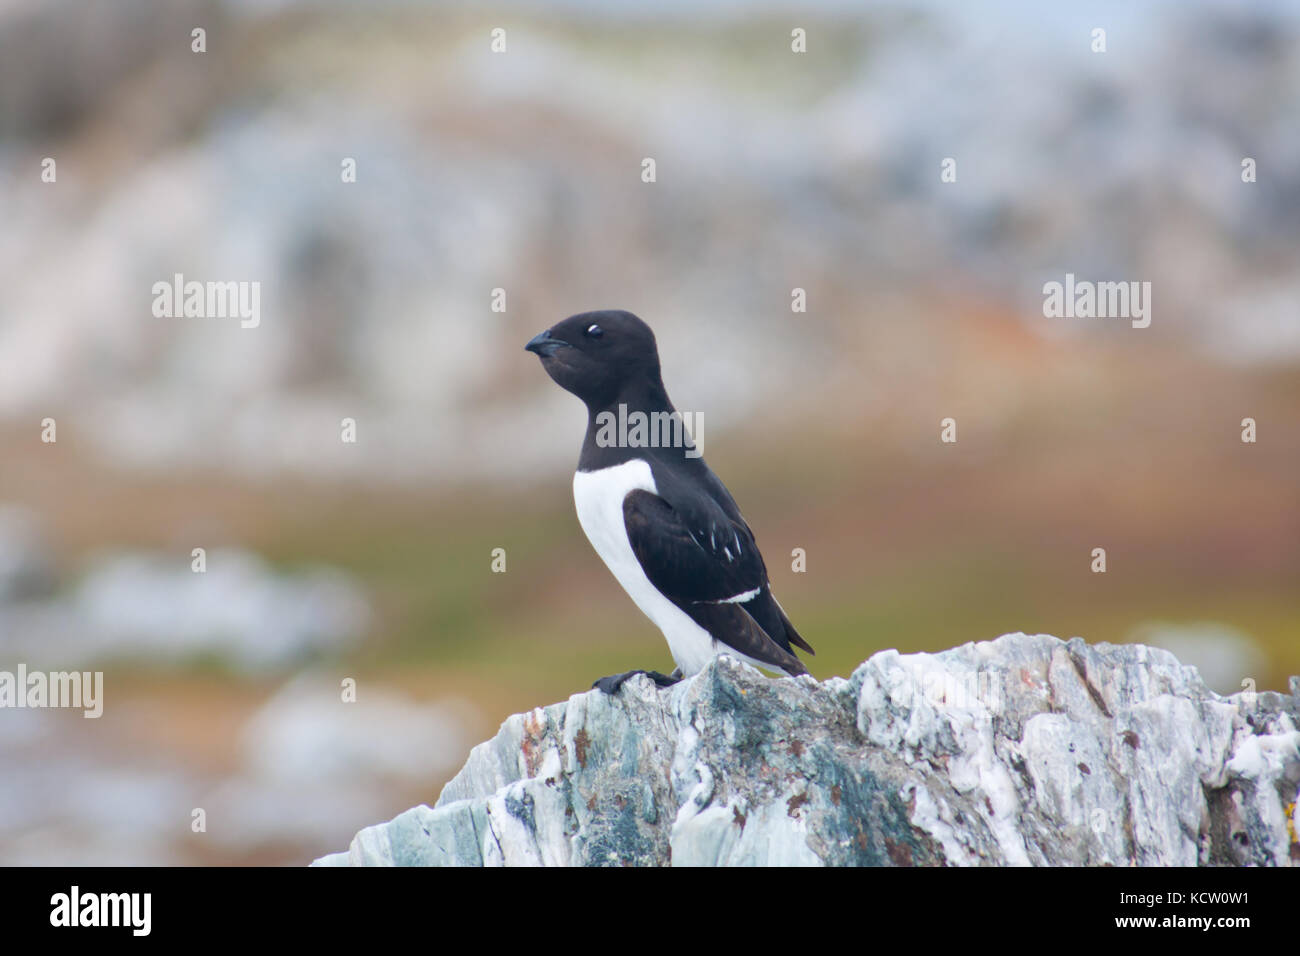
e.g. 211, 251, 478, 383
592, 668, 682, 694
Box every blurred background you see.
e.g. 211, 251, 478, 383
0, 0, 1296, 865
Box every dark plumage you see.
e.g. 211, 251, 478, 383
526, 309, 812, 692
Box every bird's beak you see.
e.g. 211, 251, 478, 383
525, 329, 570, 358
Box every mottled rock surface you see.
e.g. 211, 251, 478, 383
313, 633, 1300, 867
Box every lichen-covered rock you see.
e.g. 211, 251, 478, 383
313, 633, 1300, 867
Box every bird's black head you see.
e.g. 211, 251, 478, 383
525, 309, 664, 409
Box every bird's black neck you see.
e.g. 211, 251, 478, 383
578, 376, 689, 472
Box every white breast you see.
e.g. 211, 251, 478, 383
572, 459, 720, 676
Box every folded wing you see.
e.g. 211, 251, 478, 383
622, 488, 812, 676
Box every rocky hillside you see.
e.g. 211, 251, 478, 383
314, 633, 1300, 866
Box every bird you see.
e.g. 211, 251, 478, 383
525, 309, 813, 693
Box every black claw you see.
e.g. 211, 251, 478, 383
592, 671, 636, 694
592, 669, 683, 694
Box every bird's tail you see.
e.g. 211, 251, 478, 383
776, 602, 814, 656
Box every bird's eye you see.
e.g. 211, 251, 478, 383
585, 323, 603, 338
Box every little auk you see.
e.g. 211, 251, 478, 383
525, 309, 813, 693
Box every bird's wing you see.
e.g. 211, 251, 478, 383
689, 465, 815, 657
622, 488, 810, 675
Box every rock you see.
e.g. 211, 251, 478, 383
1128, 620, 1268, 696
313, 633, 1300, 867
